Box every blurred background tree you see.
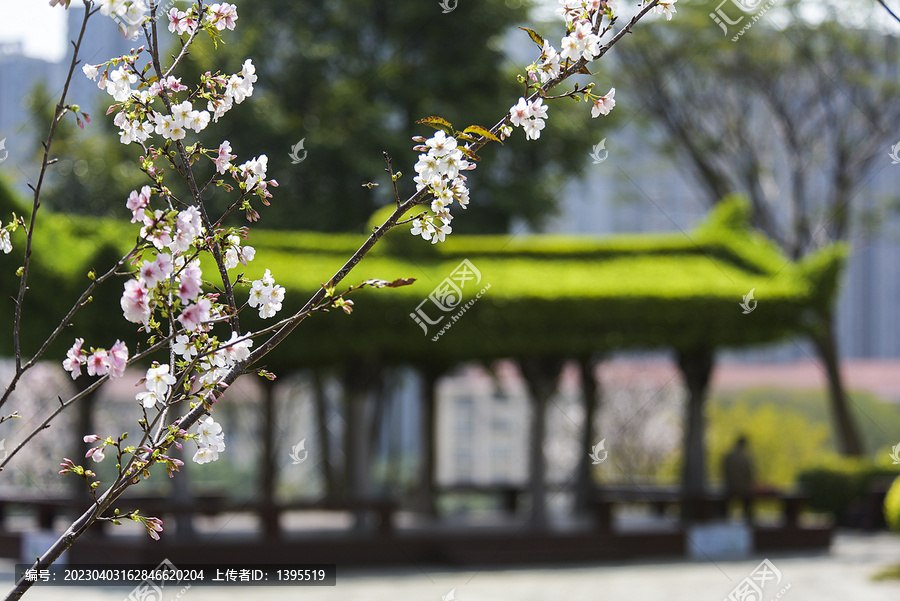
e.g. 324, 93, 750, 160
39, 0, 610, 233
606, 0, 900, 456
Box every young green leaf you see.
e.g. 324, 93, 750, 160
519, 27, 545, 49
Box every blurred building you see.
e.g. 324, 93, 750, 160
435, 366, 530, 485
543, 126, 900, 360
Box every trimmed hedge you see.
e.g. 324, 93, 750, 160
0, 181, 845, 371
797, 458, 900, 527
886, 476, 900, 532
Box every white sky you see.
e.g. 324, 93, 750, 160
0, 0, 67, 62
0, 0, 895, 65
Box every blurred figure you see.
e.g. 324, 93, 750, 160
722, 435, 755, 523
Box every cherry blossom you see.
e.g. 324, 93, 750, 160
248, 269, 285, 318
121, 278, 152, 326
167, 7, 198, 35
126, 185, 151, 223
86, 349, 109, 377
85, 445, 106, 463
105, 66, 138, 102
177, 260, 203, 303
173, 334, 198, 362
192, 446, 217, 464
206, 3, 238, 31
178, 297, 212, 331
107, 340, 129, 379
591, 87, 616, 117
143, 363, 176, 400
507, 97, 548, 141
62, 338, 87, 379
0, 229, 11, 254
224, 234, 256, 269
523, 117, 546, 140
215, 140, 236, 174
238, 155, 268, 189
82, 63, 99, 80
537, 41, 561, 83
222, 331, 253, 364
192, 416, 226, 464
653, 0, 678, 21
509, 98, 532, 127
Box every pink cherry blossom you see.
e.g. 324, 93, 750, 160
121, 278, 151, 325
106, 340, 128, 379
178, 297, 211, 331
177, 261, 203, 303
215, 140, 236, 174
591, 88, 616, 117
509, 97, 532, 127
62, 338, 86, 379
206, 3, 238, 31
86, 349, 109, 377
126, 185, 151, 223
139, 259, 163, 288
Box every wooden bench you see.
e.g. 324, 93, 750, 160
587, 487, 812, 530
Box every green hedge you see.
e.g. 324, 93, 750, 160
886, 476, 900, 532
0, 180, 846, 371
797, 458, 900, 527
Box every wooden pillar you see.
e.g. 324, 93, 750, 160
169, 445, 194, 539
519, 357, 564, 530
677, 348, 715, 523
342, 359, 379, 530
574, 356, 601, 514
311, 369, 336, 499
259, 378, 280, 538
417, 366, 441, 517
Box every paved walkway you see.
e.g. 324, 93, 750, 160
2, 531, 899, 601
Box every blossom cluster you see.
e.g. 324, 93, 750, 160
168, 3, 238, 36
508, 97, 549, 140
176, 330, 253, 388
47, 2, 274, 478
248, 269, 285, 319
193, 416, 225, 464
136, 362, 176, 408
81, 15, 254, 148
224, 234, 256, 269
120, 189, 215, 333
83, 435, 108, 463
63, 338, 129, 381
98, 0, 149, 40
82, 57, 253, 145
652, 0, 679, 21
504, 0, 650, 141
409, 131, 475, 243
